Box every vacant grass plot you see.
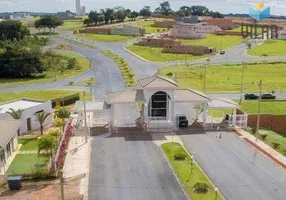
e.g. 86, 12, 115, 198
160, 62, 286, 92
240, 100, 286, 115
0, 90, 82, 103
126, 45, 208, 62
162, 142, 223, 200
58, 19, 85, 31
76, 33, 137, 42
136, 20, 168, 34
248, 40, 286, 56
0, 52, 90, 88
180, 34, 245, 50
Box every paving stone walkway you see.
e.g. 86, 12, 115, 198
18, 150, 48, 154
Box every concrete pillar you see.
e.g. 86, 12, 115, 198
232, 109, 237, 127
266, 26, 269, 39
196, 106, 199, 120
203, 103, 207, 127
110, 104, 115, 127
241, 25, 243, 37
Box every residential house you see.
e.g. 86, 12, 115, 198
136, 35, 181, 47
0, 99, 53, 135
0, 119, 20, 172
206, 18, 239, 30
110, 24, 145, 36
56, 11, 75, 20
175, 16, 200, 24
152, 20, 175, 28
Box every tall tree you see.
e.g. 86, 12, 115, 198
139, 6, 151, 18
55, 107, 70, 120
101, 8, 115, 24
155, 1, 173, 16
128, 11, 139, 21
6, 108, 23, 119
0, 20, 30, 41
35, 15, 63, 34
35, 111, 51, 135
87, 10, 99, 25
115, 6, 128, 22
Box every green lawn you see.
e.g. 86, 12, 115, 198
0, 90, 84, 103
58, 19, 85, 31
248, 40, 286, 56
126, 45, 209, 62
18, 137, 39, 151
0, 52, 90, 88
160, 62, 286, 92
136, 20, 167, 34
240, 100, 286, 115
162, 142, 223, 200
180, 34, 245, 50
75, 33, 137, 42
6, 154, 50, 175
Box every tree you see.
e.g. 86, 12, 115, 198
67, 57, 78, 69
55, 107, 70, 120
0, 45, 44, 78
101, 8, 115, 24
155, 1, 173, 16
0, 20, 30, 41
6, 108, 23, 119
86, 10, 99, 26
83, 18, 93, 26
178, 6, 192, 16
35, 111, 51, 135
128, 11, 139, 21
139, 6, 151, 18
53, 118, 65, 132
38, 135, 56, 157
35, 15, 63, 34
114, 6, 128, 22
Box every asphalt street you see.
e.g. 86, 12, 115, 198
178, 130, 286, 200
88, 132, 188, 200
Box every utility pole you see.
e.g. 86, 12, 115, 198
83, 91, 88, 143
185, 40, 188, 66
255, 80, 262, 141
203, 63, 207, 93
239, 62, 245, 104
60, 170, 64, 200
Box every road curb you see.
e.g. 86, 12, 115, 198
233, 130, 286, 170
123, 47, 153, 63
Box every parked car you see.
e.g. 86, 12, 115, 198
176, 115, 189, 128
219, 50, 225, 55
261, 93, 276, 99
244, 93, 259, 100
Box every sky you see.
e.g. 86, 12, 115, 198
0, 0, 286, 15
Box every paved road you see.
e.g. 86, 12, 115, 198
88, 132, 188, 200
178, 130, 286, 200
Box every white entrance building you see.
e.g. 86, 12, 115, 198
72, 75, 244, 133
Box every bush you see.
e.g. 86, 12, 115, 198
166, 72, 173, 77
49, 129, 60, 138
272, 142, 280, 149
193, 183, 209, 194
174, 153, 186, 160
260, 133, 268, 141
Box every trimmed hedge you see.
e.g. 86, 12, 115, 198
51, 93, 80, 108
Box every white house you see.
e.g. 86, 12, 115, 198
170, 22, 222, 39
0, 99, 53, 135
0, 118, 20, 173
279, 26, 286, 40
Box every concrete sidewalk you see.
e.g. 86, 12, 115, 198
234, 129, 286, 169
63, 136, 91, 179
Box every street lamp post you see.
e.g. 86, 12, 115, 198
255, 80, 262, 141
239, 62, 245, 105
83, 91, 88, 143
215, 187, 218, 200
190, 155, 194, 174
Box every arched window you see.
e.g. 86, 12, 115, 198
148, 91, 170, 120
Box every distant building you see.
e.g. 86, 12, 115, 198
205, 18, 239, 30
9, 12, 33, 21
152, 20, 175, 28
57, 10, 75, 20
110, 24, 145, 36
136, 35, 181, 47
169, 22, 221, 39
279, 26, 286, 39
175, 16, 200, 24
76, 0, 86, 16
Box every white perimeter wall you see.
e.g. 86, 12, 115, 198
114, 104, 140, 127
19, 101, 53, 134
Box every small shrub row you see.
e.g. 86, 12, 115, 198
193, 182, 210, 194
174, 153, 186, 160
8, 168, 52, 180
102, 50, 136, 87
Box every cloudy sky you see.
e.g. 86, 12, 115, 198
0, 0, 286, 15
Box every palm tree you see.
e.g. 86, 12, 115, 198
6, 108, 23, 119
35, 111, 51, 135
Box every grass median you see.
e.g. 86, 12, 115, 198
160, 62, 286, 93
162, 142, 223, 200
126, 45, 208, 62
102, 50, 136, 86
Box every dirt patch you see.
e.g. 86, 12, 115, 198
0, 178, 83, 200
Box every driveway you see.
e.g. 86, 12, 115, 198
178, 130, 286, 200
88, 132, 188, 200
